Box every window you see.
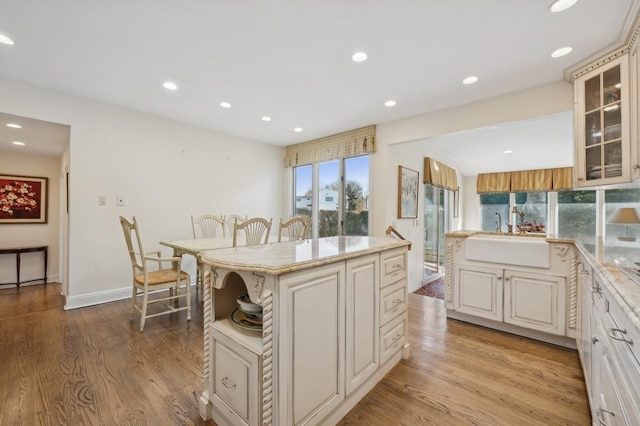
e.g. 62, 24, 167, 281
604, 188, 640, 265
480, 193, 509, 232
292, 155, 369, 238
558, 190, 596, 254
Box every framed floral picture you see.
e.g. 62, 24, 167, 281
398, 166, 419, 219
0, 174, 48, 224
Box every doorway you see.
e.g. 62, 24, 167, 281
424, 184, 445, 282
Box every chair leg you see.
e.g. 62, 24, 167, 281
185, 277, 191, 321
140, 291, 148, 331
130, 284, 137, 321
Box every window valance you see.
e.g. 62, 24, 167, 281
423, 157, 459, 191
476, 167, 573, 193
283, 125, 376, 167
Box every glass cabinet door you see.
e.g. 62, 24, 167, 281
581, 59, 626, 183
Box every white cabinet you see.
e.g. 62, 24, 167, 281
574, 55, 631, 186
200, 238, 410, 426
576, 255, 594, 402
345, 254, 379, 395
503, 270, 566, 336
210, 319, 263, 426
279, 262, 346, 425
454, 264, 503, 322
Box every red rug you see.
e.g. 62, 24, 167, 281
414, 277, 444, 299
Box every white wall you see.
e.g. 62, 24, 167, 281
0, 151, 62, 287
373, 80, 574, 291
0, 76, 285, 308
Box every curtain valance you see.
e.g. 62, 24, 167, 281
423, 157, 459, 191
283, 125, 376, 167
477, 167, 573, 193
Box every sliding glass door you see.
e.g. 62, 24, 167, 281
424, 184, 445, 279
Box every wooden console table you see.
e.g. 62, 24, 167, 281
0, 246, 48, 288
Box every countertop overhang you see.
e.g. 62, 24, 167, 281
200, 236, 410, 275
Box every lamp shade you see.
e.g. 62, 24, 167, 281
607, 207, 640, 224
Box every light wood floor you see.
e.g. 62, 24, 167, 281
0, 284, 590, 425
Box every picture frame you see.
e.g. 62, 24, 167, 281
398, 166, 419, 219
0, 174, 48, 224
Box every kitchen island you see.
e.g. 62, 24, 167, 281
198, 236, 411, 426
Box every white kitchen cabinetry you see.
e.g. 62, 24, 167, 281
454, 264, 503, 322
503, 270, 566, 336
574, 55, 631, 187
576, 255, 594, 402
445, 235, 577, 347
198, 237, 410, 426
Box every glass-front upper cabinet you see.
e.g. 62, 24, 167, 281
575, 55, 630, 187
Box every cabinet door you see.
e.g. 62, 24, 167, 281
575, 55, 630, 186
345, 254, 379, 396
454, 264, 503, 321
503, 270, 566, 335
278, 263, 345, 426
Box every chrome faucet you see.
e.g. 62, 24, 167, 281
495, 212, 502, 233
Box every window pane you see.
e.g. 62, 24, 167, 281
514, 192, 547, 231
557, 190, 596, 254
318, 160, 339, 237
480, 193, 509, 232
344, 155, 369, 236
604, 188, 640, 265
293, 165, 313, 237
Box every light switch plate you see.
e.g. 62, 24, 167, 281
98, 195, 106, 205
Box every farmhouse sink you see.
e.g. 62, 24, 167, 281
465, 234, 550, 268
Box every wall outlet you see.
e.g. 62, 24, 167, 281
98, 195, 106, 206
116, 196, 124, 206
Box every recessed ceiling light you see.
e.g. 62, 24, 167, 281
12, 141, 25, 146
294, 127, 303, 132
352, 52, 368, 62
163, 81, 178, 90
551, 47, 573, 58
0, 33, 14, 45
384, 100, 396, 107
549, 0, 578, 13
462, 76, 478, 85
503, 150, 513, 154
6, 123, 22, 129
220, 102, 231, 108
262, 116, 271, 122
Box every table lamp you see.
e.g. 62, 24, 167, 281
607, 207, 640, 242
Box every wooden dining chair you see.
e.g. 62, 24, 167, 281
190, 214, 224, 300
233, 217, 272, 247
191, 214, 225, 239
224, 214, 247, 237
119, 216, 191, 331
278, 215, 311, 242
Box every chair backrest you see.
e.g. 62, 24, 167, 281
224, 214, 247, 237
278, 215, 311, 242
120, 216, 146, 275
233, 217, 272, 247
191, 214, 225, 238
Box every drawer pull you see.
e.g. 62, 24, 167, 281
591, 286, 602, 294
596, 408, 615, 426
579, 270, 590, 275
392, 334, 402, 342
391, 263, 402, 270
391, 298, 403, 305
608, 328, 633, 344
221, 377, 236, 388
592, 336, 599, 345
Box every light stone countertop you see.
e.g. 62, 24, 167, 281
200, 236, 410, 275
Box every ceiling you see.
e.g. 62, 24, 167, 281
0, 1, 635, 169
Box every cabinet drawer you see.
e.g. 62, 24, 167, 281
380, 312, 407, 364
380, 247, 407, 288
380, 279, 407, 326
211, 326, 261, 426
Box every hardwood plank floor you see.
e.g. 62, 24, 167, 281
0, 285, 590, 425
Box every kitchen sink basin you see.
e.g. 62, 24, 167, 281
465, 234, 550, 268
